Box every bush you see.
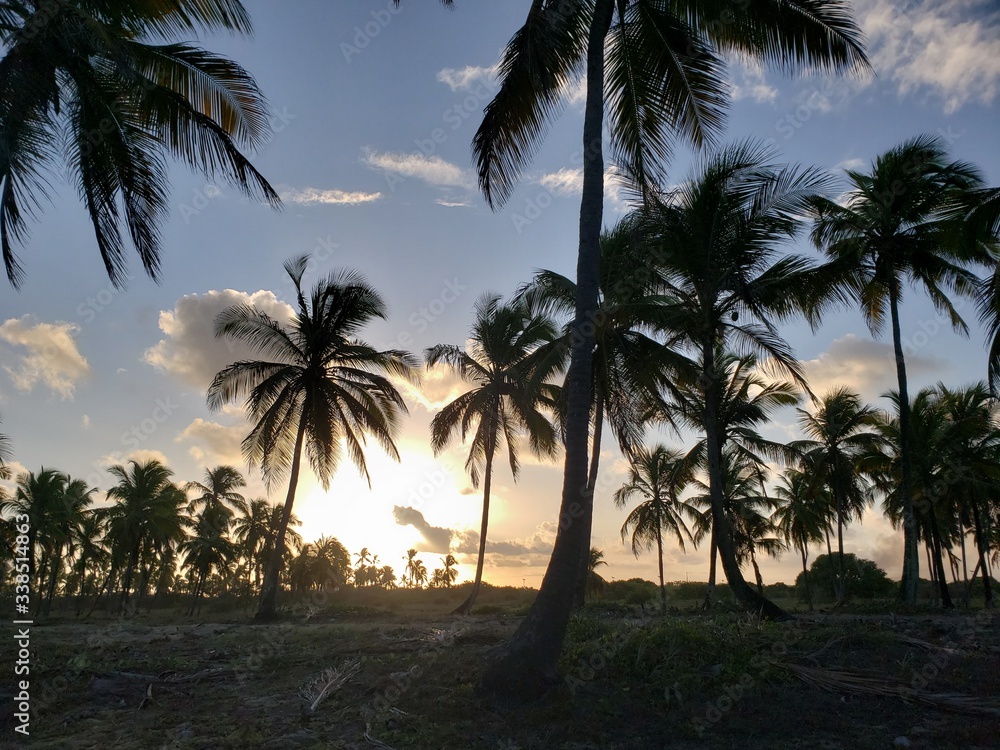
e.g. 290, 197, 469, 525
795, 553, 895, 601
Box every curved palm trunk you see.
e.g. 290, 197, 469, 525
703, 528, 717, 609
255, 416, 309, 622
750, 546, 765, 596
480, 0, 614, 700
889, 286, 920, 605
971, 503, 993, 606
573, 394, 605, 609
703, 345, 787, 620
453, 432, 496, 615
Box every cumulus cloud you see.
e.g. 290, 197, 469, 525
437, 64, 497, 91
143, 290, 294, 390
100, 448, 171, 469
537, 165, 628, 210
454, 521, 557, 566
857, 0, 1000, 112
280, 187, 382, 205
81, 414, 90, 430
729, 61, 778, 104
362, 150, 474, 189
799, 334, 949, 406
396, 363, 468, 413
0, 316, 90, 399
176, 418, 247, 466
392, 506, 453, 553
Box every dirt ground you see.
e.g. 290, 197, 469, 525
2, 604, 998, 750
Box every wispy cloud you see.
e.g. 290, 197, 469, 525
437, 64, 497, 91
729, 61, 778, 104
280, 187, 382, 205
362, 149, 474, 189
0, 316, 90, 399
537, 165, 629, 211
858, 0, 1000, 113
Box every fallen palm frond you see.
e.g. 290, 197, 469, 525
895, 635, 963, 655
299, 658, 362, 714
773, 661, 1000, 717
363, 723, 398, 749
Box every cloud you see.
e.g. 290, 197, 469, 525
0, 316, 90, 399
100, 449, 171, 469
537, 165, 628, 210
81, 414, 90, 430
729, 61, 778, 104
437, 65, 497, 91
396, 363, 468, 413
454, 521, 557, 563
835, 158, 867, 173
435, 198, 472, 208
392, 505, 453, 553
280, 187, 382, 205
857, 0, 1000, 113
176, 418, 247, 466
799, 334, 949, 406
143, 290, 294, 390
362, 150, 473, 189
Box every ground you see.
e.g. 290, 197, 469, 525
2, 589, 998, 750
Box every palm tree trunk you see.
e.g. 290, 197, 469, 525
926, 542, 937, 606
702, 345, 787, 620
889, 285, 920, 605
750, 547, 765, 596
971, 503, 993, 606
703, 528, 718, 609
480, 0, 614, 700
655, 501, 666, 616
120, 545, 140, 614
800, 544, 813, 612
573, 394, 605, 609
453, 432, 496, 615
45, 543, 62, 616
835, 496, 846, 604
255, 415, 309, 622
927, 507, 953, 608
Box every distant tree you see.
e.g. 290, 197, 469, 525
796, 553, 894, 601
586, 547, 608, 600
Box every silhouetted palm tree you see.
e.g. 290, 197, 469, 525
810, 136, 988, 604
773, 467, 830, 611
614, 444, 696, 615
209, 255, 417, 620
426, 293, 561, 614
0, 0, 279, 287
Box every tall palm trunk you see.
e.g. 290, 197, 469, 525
255, 415, 309, 622
655, 498, 666, 616
702, 344, 787, 619
481, 0, 614, 699
889, 285, 920, 605
120, 545, 140, 614
835, 492, 846, 604
454, 427, 496, 615
703, 527, 717, 609
926, 508, 953, 608
44, 543, 63, 615
574, 394, 605, 608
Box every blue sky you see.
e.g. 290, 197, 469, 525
1, 0, 998, 588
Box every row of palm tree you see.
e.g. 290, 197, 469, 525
0, 458, 463, 613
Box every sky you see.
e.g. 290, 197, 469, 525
1, 0, 999, 590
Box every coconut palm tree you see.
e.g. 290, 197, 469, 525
186, 465, 248, 531
476, 0, 867, 697
231, 498, 272, 598
0, 417, 11, 478
426, 293, 562, 614
403, 548, 420, 588
614, 444, 696, 615
100, 459, 187, 613
410, 557, 428, 589
39, 476, 97, 615
793, 387, 882, 603
180, 501, 237, 615
809, 136, 989, 604
773, 467, 831, 611
518, 214, 691, 605
208, 255, 418, 620
0, 0, 279, 287
440, 554, 459, 588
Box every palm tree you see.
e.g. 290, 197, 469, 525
0, 417, 11, 478
586, 547, 608, 599
180, 502, 237, 615
0, 0, 279, 287
426, 293, 561, 614
772, 467, 830, 611
793, 387, 882, 603
208, 255, 418, 621
410, 557, 428, 589
100, 459, 187, 613
518, 214, 691, 605
613, 444, 695, 615
476, 0, 867, 697
809, 136, 989, 604
440, 554, 459, 588
639, 141, 829, 619
231, 498, 273, 598
186, 466, 247, 529
403, 548, 420, 588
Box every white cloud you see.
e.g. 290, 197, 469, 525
362, 149, 474, 189
435, 198, 472, 208
395, 363, 468, 413
729, 61, 778, 104
437, 64, 497, 91
835, 157, 867, 173
176, 418, 247, 466
143, 290, 295, 390
0, 316, 90, 399
280, 187, 382, 205
81, 414, 90, 430
857, 0, 1000, 112
537, 165, 629, 211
